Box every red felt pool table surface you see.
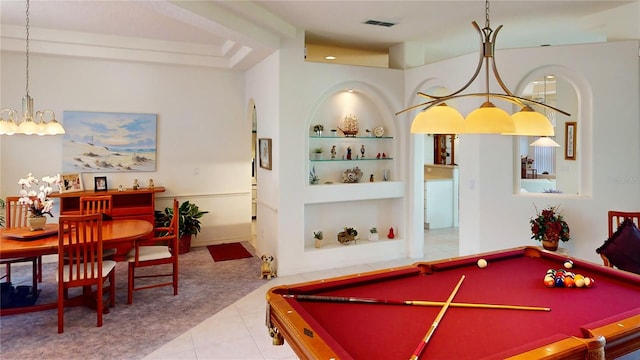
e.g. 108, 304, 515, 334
266, 247, 640, 360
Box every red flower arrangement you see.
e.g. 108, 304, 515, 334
530, 205, 570, 243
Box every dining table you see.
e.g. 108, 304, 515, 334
0, 218, 153, 316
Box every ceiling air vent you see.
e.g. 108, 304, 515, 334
363, 19, 396, 27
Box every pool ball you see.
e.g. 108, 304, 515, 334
584, 277, 595, 288
575, 278, 585, 288
477, 259, 488, 268
564, 260, 574, 269
554, 277, 565, 287
544, 278, 555, 287
563, 277, 575, 287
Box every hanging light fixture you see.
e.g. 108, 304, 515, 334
528, 75, 559, 146
398, 0, 569, 135
0, 0, 65, 136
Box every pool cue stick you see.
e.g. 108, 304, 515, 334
410, 275, 465, 360
283, 295, 550, 312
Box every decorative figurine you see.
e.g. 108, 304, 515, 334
346, 146, 352, 160
331, 145, 337, 159
148, 179, 154, 189
133, 179, 140, 190
360, 144, 365, 158
118, 185, 124, 192
387, 227, 395, 239
376, 153, 381, 159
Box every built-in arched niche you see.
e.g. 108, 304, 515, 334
515, 73, 582, 195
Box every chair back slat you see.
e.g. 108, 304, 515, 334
608, 211, 640, 237
80, 196, 113, 217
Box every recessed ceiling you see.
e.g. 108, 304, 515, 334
1, 1, 637, 69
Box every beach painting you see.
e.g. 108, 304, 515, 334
62, 111, 157, 172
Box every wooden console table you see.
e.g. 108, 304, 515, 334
51, 187, 165, 258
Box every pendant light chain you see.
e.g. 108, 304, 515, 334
484, 0, 490, 30
25, 0, 30, 97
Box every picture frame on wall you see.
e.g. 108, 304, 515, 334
94, 176, 108, 191
60, 173, 84, 193
259, 138, 272, 170
565, 122, 577, 160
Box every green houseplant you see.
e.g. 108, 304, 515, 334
155, 200, 209, 254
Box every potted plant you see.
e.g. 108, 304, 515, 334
309, 166, 320, 185
313, 147, 324, 160
368, 227, 379, 241
155, 200, 209, 254
313, 124, 324, 137
337, 226, 357, 245
17, 173, 61, 230
313, 231, 323, 248
530, 204, 570, 251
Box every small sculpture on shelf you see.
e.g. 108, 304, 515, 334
387, 227, 395, 239
314, 231, 323, 248
330, 145, 337, 159
337, 227, 358, 245
147, 179, 154, 189
338, 114, 359, 137
346, 146, 352, 160
132, 179, 140, 190
360, 144, 365, 158
342, 166, 363, 183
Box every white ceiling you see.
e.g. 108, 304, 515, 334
1, 0, 638, 70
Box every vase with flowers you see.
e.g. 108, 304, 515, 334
530, 204, 570, 251
18, 173, 61, 231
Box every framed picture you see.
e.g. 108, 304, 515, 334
259, 138, 272, 170
94, 176, 108, 191
564, 122, 577, 160
62, 111, 157, 172
60, 173, 84, 193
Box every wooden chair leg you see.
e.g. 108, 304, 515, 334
96, 281, 103, 328
58, 284, 65, 333
127, 263, 134, 305
109, 272, 115, 308
5, 264, 11, 283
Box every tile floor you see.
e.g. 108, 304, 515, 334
143, 227, 459, 360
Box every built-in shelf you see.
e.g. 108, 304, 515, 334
310, 158, 393, 162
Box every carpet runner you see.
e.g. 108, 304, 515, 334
207, 242, 253, 262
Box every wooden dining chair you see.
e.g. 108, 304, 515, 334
79, 195, 116, 259
57, 213, 116, 333
126, 198, 179, 304
608, 211, 640, 238
2, 197, 41, 288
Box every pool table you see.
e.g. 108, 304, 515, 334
266, 247, 640, 360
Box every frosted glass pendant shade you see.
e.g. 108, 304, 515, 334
410, 103, 465, 134
506, 106, 554, 136
530, 137, 560, 147
465, 101, 515, 133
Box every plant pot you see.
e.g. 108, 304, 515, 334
369, 233, 379, 241
314, 153, 323, 160
27, 216, 46, 231
314, 238, 322, 248
542, 239, 559, 251
178, 234, 192, 254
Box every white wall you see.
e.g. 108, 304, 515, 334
404, 40, 640, 264
0, 52, 251, 246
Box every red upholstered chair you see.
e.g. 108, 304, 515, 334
57, 213, 116, 333
126, 198, 179, 304
2, 197, 41, 288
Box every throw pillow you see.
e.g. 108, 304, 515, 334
596, 218, 640, 274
